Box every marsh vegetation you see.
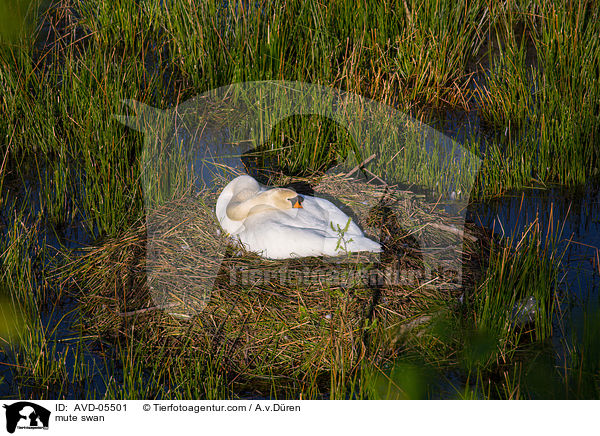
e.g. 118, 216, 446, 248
1, 0, 599, 399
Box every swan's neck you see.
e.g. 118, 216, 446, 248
226, 190, 278, 221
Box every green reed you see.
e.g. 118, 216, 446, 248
1, 0, 599, 400
477, 0, 600, 191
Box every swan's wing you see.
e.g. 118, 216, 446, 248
302, 196, 364, 236
240, 218, 346, 258
239, 211, 327, 257
240, 209, 379, 259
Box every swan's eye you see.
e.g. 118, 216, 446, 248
289, 195, 304, 209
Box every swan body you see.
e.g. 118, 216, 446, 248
215, 175, 381, 259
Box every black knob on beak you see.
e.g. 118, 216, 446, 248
289, 195, 304, 209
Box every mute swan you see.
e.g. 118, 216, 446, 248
215, 175, 381, 259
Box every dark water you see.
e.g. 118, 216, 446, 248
470, 185, 600, 302
469, 184, 600, 367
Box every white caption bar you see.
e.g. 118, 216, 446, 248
0, 400, 593, 435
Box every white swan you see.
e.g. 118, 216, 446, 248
215, 175, 381, 259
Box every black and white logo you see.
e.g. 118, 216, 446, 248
3, 402, 50, 434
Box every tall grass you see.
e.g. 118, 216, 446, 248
2, 0, 598, 237
0, 201, 89, 399
1, 0, 599, 399
365, 206, 572, 399
476, 0, 600, 192
563, 305, 600, 399
163, 0, 486, 108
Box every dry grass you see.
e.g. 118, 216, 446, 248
60, 173, 489, 389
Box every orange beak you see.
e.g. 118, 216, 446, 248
290, 195, 304, 209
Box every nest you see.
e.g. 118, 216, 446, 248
64, 173, 489, 390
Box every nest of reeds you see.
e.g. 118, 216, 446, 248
64, 173, 489, 388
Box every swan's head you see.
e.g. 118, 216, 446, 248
225, 187, 303, 221
270, 188, 304, 210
